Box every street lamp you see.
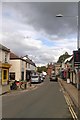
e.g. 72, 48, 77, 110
56, 14, 79, 50
56, 14, 80, 89
56, 14, 63, 17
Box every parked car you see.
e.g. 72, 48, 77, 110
31, 75, 41, 83
50, 74, 58, 82
39, 74, 44, 82
42, 75, 45, 79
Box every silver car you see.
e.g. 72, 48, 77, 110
31, 75, 41, 83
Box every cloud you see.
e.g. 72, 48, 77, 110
3, 2, 78, 36
1, 2, 78, 66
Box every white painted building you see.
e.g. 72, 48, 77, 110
9, 53, 36, 82
23, 55, 36, 81
23, 55, 36, 72
9, 52, 26, 81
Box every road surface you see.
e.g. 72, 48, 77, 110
2, 76, 72, 118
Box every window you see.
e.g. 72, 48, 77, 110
31, 75, 38, 78
3, 70, 7, 80
5, 52, 8, 63
26, 63, 28, 68
21, 72, 24, 80
10, 72, 15, 80
22, 61, 24, 68
28, 63, 30, 68
0, 69, 1, 81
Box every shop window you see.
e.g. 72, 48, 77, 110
10, 72, 15, 80
3, 70, 7, 80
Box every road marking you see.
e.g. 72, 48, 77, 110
58, 80, 78, 120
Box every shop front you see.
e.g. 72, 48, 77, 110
0, 63, 11, 85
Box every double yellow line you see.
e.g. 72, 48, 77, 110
59, 81, 78, 120
64, 93, 78, 120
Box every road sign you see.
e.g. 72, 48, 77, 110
73, 50, 80, 68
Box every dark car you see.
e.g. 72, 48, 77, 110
50, 75, 58, 82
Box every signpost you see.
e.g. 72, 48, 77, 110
73, 49, 80, 68
73, 49, 80, 89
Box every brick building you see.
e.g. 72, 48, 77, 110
47, 63, 55, 76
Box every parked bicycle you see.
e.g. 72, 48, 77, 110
10, 80, 27, 90
20, 81, 27, 90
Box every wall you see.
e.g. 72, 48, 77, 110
20, 60, 26, 80
0, 50, 10, 63
10, 60, 21, 80
30, 64, 36, 71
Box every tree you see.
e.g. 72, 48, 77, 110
37, 66, 47, 73
57, 52, 71, 63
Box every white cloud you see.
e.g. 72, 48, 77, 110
1, 3, 77, 66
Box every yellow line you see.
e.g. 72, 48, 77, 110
70, 107, 78, 119
64, 94, 78, 120
69, 107, 75, 119
59, 81, 78, 120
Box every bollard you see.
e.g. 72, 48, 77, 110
29, 80, 32, 87
24, 82, 27, 89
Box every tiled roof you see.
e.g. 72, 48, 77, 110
10, 52, 26, 62
10, 52, 36, 66
0, 44, 10, 52
10, 52, 20, 59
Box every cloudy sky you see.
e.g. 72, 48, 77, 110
1, 2, 78, 66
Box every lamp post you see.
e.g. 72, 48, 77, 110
56, 14, 79, 49
56, 14, 80, 90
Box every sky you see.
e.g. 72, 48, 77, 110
0, 2, 78, 66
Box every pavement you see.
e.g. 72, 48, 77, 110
58, 77, 80, 116
0, 82, 37, 96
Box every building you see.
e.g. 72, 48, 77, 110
22, 55, 36, 81
0, 44, 11, 85
47, 63, 55, 76
9, 53, 36, 82
9, 52, 26, 81
54, 63, 61, 76
61, 56, 77, 86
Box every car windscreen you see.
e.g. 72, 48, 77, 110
31, 76, 38, 78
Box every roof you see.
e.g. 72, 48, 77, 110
10, 52, 20, 59
23, 56, 36, 66
10, 52, 26, 62
10, 53, 36, 66
0, 44, 10, 52
64, 56, 73, 63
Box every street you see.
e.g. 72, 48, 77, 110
2, 76, 72, 118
